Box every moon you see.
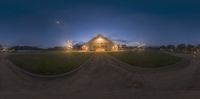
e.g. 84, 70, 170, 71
56, 20, 61, 24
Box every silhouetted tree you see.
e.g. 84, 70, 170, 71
114, 39, 130, 47
11, 46, 42, 50
73, 43, 84, 50
177, 44, 186, 50
160, 45, 166, 49
166, 45, 175, 49
47, 46, 65, 51
187, 44, 195, 51
0, 44, 2, 50
197, 44, 200, 49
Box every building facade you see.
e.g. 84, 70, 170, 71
82, 34, 118, 51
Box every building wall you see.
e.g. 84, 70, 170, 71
82, 35, 117, 51
87, 39, 114, 51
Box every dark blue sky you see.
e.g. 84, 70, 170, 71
0, 0, 200, 47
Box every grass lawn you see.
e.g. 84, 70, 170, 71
9, 52, 92, 75
109, 50, 182, 68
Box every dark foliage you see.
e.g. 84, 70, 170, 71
10, 46, 43, 50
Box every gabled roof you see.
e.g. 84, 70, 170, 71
87, 34, 114, 44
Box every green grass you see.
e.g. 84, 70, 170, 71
109, 50, 182, 68
9, 52, 92, 75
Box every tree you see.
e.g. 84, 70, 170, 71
160, 45, 166, 49
114, 39, 130, 47
0, 44, 2, 50
187, 44, 195, 51
11, 46, 42, 50
197, 44, 200, 49
177, 44, 186, 50
166, 45, 175, 49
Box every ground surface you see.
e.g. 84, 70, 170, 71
0, 53, 200, 99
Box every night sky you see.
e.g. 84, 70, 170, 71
0, 0, 200, 47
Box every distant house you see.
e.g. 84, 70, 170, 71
82, 34, 118, 51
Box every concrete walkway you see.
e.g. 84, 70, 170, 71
0, 53, 200, 99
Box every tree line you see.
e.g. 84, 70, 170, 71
0, 44, 2, 50
160, 44, 200, 53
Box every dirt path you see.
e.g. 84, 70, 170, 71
0, 53, 199, 99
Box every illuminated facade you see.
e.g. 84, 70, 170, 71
82, 34, 118, 51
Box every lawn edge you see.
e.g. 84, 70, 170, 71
107, 54, 190, 72
8, 55, 93, 78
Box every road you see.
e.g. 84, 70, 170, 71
0, 53, 200, 99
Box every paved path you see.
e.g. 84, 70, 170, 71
0, 53, 200, 99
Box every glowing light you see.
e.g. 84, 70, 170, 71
112, 44, 118, 51
128, 41, 146, 48
82, 45, 88, 51
133, 42, 146, 48
96, 37, 104, 43
66, 40, 73, 50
